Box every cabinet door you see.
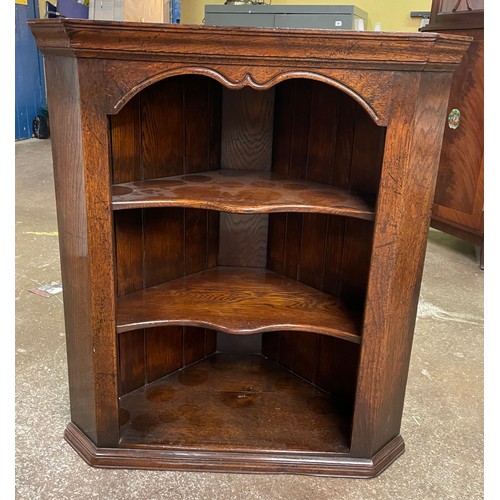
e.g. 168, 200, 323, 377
432, 29, 483, 241
438, 0, 484, 13
428, 0, 483, 29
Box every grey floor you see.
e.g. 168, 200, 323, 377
15, 138, 484, 499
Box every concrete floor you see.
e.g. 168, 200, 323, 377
15, 138, 483, 499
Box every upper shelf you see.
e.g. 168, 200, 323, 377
116, 266, 361, 343
112, 169, 375, 220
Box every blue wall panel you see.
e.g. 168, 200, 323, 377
15, 1, 46, 140
172, 0, 180, 23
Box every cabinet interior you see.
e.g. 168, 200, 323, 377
109, 75, 386, 452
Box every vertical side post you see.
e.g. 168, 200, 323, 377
350, 71, 452, 457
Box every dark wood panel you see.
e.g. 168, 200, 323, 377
288, 80, 312, 179
350, 104, 386, 198
110, 94, 142, 183
119, 330, 145, 396
298, 214, 328, 290
146, 326, 184, 383
291, 332, 318, 382
208, 80, 222, 171
183, 326, 207, 366
331, 340, 359, 405
221, 87, 275, 171
266, 213, 286, 274
263, 331, 359, 403
340, 218, 374, 311
261, 332, 280, 360
271, 79, 385, 197
184, 209, 208, 276
432, 30, 483, 232
116, 266, 361, 342
277, 332, 294, 371
425, 3, 483, 30
205, 329, 218, 355
207, 210, 219, 268
216, 332, 263, 354
141, 78, 184, 179
144, 207, 185, 287
120, 326, 213, 395
272, 79, 295, 176
114, 210, 143, 296
322, 216, 347, 297
283, 213, 303, 280
218, 213, 268, 268
306, 82, 339, 184
332, 93, 359, 189
111, 75, 223, 185
184, 76, 211, 174
314, 335, 337, 392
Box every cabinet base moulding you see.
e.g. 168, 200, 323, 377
64, 422, 405, 478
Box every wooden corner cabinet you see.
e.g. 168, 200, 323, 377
29, 19, 470, 477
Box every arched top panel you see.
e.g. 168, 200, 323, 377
111, 67, 385, 125
30, 18, 471, 128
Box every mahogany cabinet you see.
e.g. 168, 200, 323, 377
422, 1, 484, 263
29, 19, 470, 477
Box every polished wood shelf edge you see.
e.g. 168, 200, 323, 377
116, 267, 361, 343
111, 170, 375, 221
64, 422, 404, 477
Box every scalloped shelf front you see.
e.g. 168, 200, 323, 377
116, 266, 361, 343
111, 170, 375, 220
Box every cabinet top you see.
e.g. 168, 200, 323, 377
29, 19, 470, 72
204, 4, 368, 17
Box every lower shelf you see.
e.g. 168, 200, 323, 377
119, 353, 351, 453
64, 353, 406, 476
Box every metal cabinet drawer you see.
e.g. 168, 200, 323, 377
274, 14, 353, 30
204, 13, 274, 28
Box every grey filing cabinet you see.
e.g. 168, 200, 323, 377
204, 5, 368, 30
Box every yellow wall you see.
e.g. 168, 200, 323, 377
182, 0, 432, 32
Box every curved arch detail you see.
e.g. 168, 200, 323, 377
112, 67, 382, 124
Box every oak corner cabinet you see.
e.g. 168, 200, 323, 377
29, 19, 470, 477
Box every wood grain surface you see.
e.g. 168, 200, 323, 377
431, 29, 484, 242
119, 353, 351, 452
116, 266, 361, 342
112, 170, 375, 220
